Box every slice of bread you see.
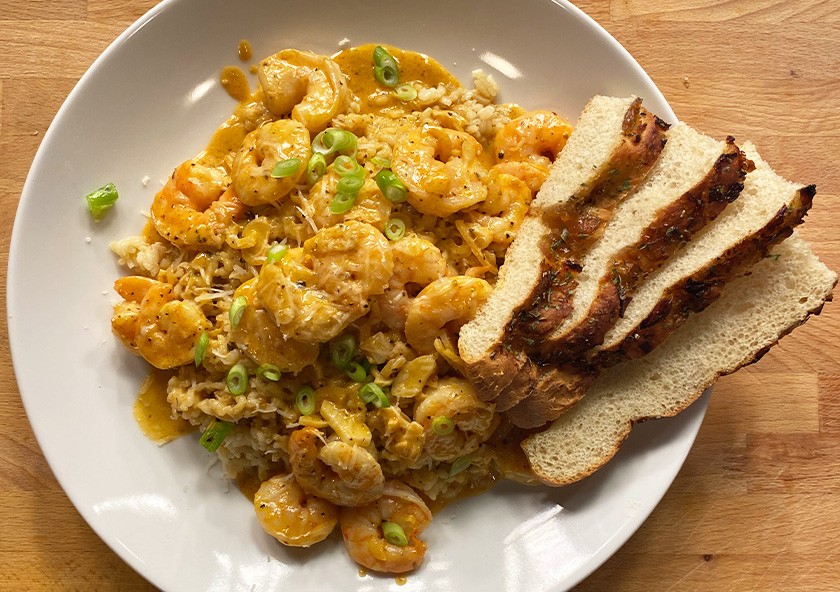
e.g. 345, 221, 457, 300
596, 142, 814, 363
520, 235, 836, 485
459, 95, 668, 405
504, 141, 812, 429
536, 123, 750, 361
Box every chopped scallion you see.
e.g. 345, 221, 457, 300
265, 243, 288, 264
372, 46, 399, 88
449, 455, 473, 478
330, 334, 357, 369
296, 386, 316, 416
375, 170, 408, 203
381, 521, 409, 546
312, 128, 357, 157
431, 416, 455, 436
270, 158, 301, 178
384, 218, 406, 241
226, 363, 249, 396
333, 155, 365, 178
84, 182, 119, 221
336, 175, 365, 195
306, 153, 327, 185
228, 296, 247, 328
256, 364, 281, 382
329, 192, 357, 214
371, 156, 391, 169
358, 382, 390, 408
199, 419, 234, 452
194, 331, 209, 367
393, 83, 418, 102
346, 361, 367, 382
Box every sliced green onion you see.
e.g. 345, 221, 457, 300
194, 331, 210, 367
329, 192, 357, 214
375, 170, 408, 203
384, 218, 406, 241
336, 175, 365, 195
393, 83, 418, 101
199, 419, 235, 452
346, 361, 367, 382
431, 416, 455, 436
330, 334, 357, 369
373, 46, 399, 88
449, 455, 473, 478
84, 182, 119, 221
265, 243, 288, 264
358, 382, 390, 408
381, 521, 409, 547
226, 363, 249, 396
333, 155, 365, 178
270, 158, 301, 178
256, 364, 281, 382
371, 156, 391, 169
306, 153, 327, 185
312, 128, 358, 156
228, 296, 247, 328
296, 386, 316, 416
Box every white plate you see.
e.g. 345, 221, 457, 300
8, 0, 709, 590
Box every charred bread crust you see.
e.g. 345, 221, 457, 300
503, 364, 595, 429
597, 184, 815, 364
524, 267, 836, 486
463, 99, 669, 405
536, 139, 753, 362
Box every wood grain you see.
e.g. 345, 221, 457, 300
1, 1, 838, 590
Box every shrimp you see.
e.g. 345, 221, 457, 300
391, 124, 488, 217
150, 161, 244, 250
230, 278, 319, 373
404, 276, 492, 354
254, 473, 338, 547
112, 277, 210, 369
302, 172, 392, 230
493, 110, 572, 169
256, 222, 393, 343
339, 481, 432, 574
289, 426, 385, 507
414, 378, 498, 462
231, 119, 311, 206
375, 235, 448, 331
464, 167, 532, 251
303, 220, 394, 306
258, 49, 350, 133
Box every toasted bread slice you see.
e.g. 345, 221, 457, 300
596, 142, 814, 363
520, 235, 836, 485
505, 142, 812, 429
536, 123, 751, 362
459, 96, 667, 405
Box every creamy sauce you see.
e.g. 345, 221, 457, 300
333, 43, 460, 113
238, 39, 253, 62
220, 65, 251, 103
133, 370, 196, 445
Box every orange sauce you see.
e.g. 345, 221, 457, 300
133, 370, 196, 445
333, 43, 460, 113
238, 39, 253, 62
236, 468, 263, 501
395, 576, 408, 585
220, 65, 251, 102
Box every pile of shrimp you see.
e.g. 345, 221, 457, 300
110, 44, 572, 574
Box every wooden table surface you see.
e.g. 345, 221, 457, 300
2, 1, 838, 590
